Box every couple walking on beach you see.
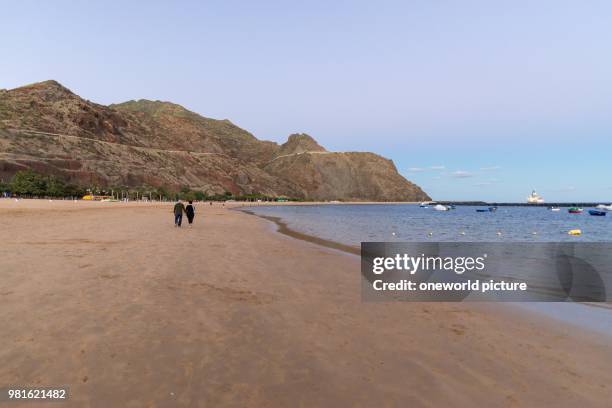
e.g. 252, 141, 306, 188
173, 200, 195, 227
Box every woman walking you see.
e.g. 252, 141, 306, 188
185, 200, 195, 226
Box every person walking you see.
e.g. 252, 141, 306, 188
173, 200, 186, 227
185, 200, 195, 226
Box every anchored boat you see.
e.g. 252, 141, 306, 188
568, 207, 583, 214
588, 210, 606, 216
476, 207, 497, 213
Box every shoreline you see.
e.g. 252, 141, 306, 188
237, 202, 612, 339
239, 209, 360, 256
1, 200, 611, 406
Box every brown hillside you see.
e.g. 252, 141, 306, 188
0, 80, 430, 201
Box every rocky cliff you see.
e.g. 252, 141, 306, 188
0, 80, 430, 201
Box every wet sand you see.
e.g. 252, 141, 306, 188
1, 199, 611, 407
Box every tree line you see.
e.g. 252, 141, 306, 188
0, 170, 297, 202
0, 170, 85, 198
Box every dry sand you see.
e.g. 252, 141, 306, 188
0, 199, 611, 407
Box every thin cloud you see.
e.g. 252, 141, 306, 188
480, 166, 501, 171
452, 170, 474, 178
429, 165, 446, 170
407, 167, 425, 172
474, 182, 493, 186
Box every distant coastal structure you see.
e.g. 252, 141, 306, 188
527, 190, 544, 204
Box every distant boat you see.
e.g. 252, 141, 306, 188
434, 204, 449, 211
447, 204, 456, 210
596, 204, 612, 211
568, 207, 583, 214
548, 206, 561, 212
588, 210, 606, 216
477, 207, 496, 213
527, 190, 544, 204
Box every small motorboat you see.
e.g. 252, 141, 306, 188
596, 204, 612, 211
568, 207, 583, 214
477, 207, 496, 213
588, 210, 606, 216
447, 204, 456, 210
548, 206, 561, 212
434, 204, 449, 211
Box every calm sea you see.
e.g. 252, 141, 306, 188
244, 204, 612, 247
243, 204, 612, 334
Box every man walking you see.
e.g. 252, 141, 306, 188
173, 200, 186, 227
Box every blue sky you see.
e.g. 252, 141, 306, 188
1, 1, 611, 201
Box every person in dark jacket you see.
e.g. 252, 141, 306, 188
185, 201, 195, 226
173, 200, 186, 227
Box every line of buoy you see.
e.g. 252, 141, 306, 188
415, 230, 585, 237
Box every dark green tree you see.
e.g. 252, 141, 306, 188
45, 176, 66, 197
193, 190, 206, 201
65, 184, 85, 198
10, 170, 47, 196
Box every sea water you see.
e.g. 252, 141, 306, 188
243, 204, 612, 335
244, 204, 612, 246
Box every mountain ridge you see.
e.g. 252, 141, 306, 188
0, 80, 430, 201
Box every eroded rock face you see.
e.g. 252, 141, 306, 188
264, 151, 429, 201
277, 133, 326, 156
0, 80, 430, 201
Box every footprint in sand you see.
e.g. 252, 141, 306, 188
99, 273, 120, 280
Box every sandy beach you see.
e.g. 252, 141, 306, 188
1, 199, 611, 407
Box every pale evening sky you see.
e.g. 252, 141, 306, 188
2, 0, 611, 201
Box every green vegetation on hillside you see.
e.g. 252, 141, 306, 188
5, 170, 85, 197
1, 170, 300, 202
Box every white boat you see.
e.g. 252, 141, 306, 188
527, 190, 544, 204
596, 204, 612, 211
433, 204, 449, 211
